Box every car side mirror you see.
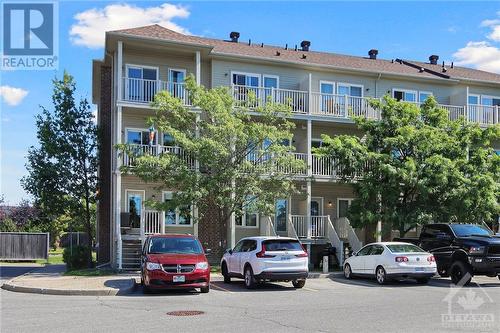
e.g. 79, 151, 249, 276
351, 252, 357, 257
226, 249, 233, 255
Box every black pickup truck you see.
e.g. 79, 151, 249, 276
395, 223, 500, 285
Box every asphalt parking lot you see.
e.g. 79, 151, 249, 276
2, 274, 499, 333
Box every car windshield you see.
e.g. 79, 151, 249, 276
263, 240, 303, 251
386, 244, 426, 253
148, 237, 203, 254
451, 224, 493, 237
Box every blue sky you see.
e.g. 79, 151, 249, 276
1, 1, 500, 204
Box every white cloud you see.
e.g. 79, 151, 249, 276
70, 3, 191, 48
453, 13, 500, 73
0, 86, 29, 106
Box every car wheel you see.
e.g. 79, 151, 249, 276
222, 262, 231, 284
498, 275, 500, 281
200, 285, 210, 293
416, 278, 430, 284
375, 266, 387, 285
450, 261, 472, 286
344, 264, 352, 279
244, 266, 256, 289
292, 279, 306, 288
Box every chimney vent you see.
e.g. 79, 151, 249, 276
429, 54, 439, 65
300, 40, 311, 52
229, 31, 240, 43
368, 49, 378, 60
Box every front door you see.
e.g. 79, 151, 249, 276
337, 198, 353, 218
275, 199, 288, 233
126, 190, 145, 229
310, 197, 324, 238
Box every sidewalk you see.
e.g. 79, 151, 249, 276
1, 264, 136, 296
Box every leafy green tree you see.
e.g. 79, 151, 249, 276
22, 72, 98, 266
121, 76, 304, 250
317, 96, 500, 238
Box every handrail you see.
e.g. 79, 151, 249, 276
335, 217, 363, 252
326, 216, 344, 265
287, 215, 299, 239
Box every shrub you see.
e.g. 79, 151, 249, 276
63, 245, 91, 270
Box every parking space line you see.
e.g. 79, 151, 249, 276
302, 287, 318, 292
210, 283, 233, 293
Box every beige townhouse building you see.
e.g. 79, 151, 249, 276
92, 24, 500, 270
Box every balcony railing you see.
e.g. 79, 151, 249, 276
291, 215, 329, 238
244, 151, 308, 175
232, 85, 308, 113
122, 77, 191, 105
122, 144, 195, 168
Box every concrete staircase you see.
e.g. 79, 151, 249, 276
121, 239, 142, 271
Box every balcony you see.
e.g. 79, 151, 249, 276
122, 77, 191, 105
122, 144, 195, 168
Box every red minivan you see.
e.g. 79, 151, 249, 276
141, 234, 211, 293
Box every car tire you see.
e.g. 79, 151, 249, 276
344, 264, 353, 279
244, 265, 256, 289
498, 275, 500, 281
222, 262, 231, 284
200, 285, 210, 293
416, 278, 430, 284
450, 261, 472, 286
375, 266, 387, 285
292, 279, 306, 288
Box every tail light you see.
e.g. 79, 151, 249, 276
256, 243, 275, 258
295, 243, 308, 257
427, 255, 435, 262
395, 256, 409, 263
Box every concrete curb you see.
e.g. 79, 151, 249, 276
1, 278, 137, 296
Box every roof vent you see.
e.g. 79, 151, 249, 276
300, 40, 311, 52
368, 49, 378, 60
229, 31, 240, 43
429, 54, 439, 65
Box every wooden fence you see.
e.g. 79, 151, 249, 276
0, 232, 49, 260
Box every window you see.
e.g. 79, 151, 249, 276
275, 199, 288, 232
232, 72, 260, 87
148, 237, 203, 254
468, 94, 480, 105
337, 198, 354, 218
369, 245, 384, 255
357, 245, 373, 256
419, 91, 432, 102
320, 81, 335, 113
241, 240, 257, 252
263, 239, 303, 251
168, 69, 186, 98
233, 240, 245, 252
450, 224, 493, 237
393, 89, 417, 102
263, 75, 279, 89
236, 196, 259, 228
162, 133, 175, 146
337, 83, 363, 97
126, 65, 158, 102
386, 244, 426, 253
481, 96, 500, 106
126, 129, 157, 146
163, 191, 192, 226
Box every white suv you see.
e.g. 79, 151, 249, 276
220, 237, 309, 289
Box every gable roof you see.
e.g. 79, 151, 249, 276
109, 24, 500, 85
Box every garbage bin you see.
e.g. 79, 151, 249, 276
319, 246, 336, 268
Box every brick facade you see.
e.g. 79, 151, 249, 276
97, 65, 112, 265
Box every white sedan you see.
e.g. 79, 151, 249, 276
343, 242, 437, 284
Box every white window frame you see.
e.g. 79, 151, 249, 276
125, 64, 159, 80
168, 68, 187, 83
418, 91, 433, 103
337, 82, 364, 97
319, 80, 336, 94
162, 191, 193, 227
336, 198, 354, 219
125, 127, 158, 145
236, 211, 260, 229
161, 132, 175, 146
480, 95, 500, 106
467, 94, 480, 105
262, 74, 280, 89
125, 189, 146, 211
230, 71, 261, 87
392, 88, 418, 102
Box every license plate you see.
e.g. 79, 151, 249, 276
173, 275, 185, 283
414, 267, 425, 272
280, 256, 291, 261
